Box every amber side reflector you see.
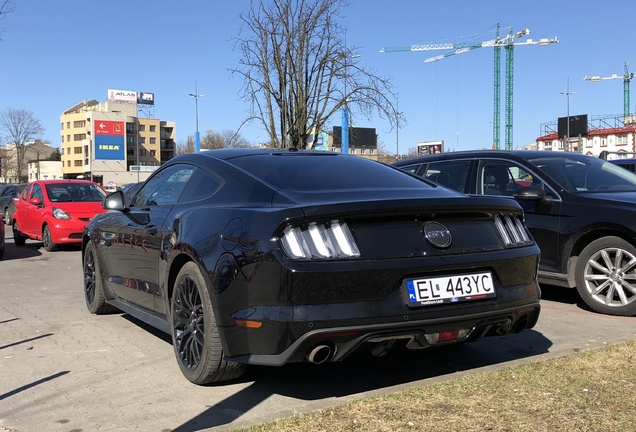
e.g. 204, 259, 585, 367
235, 319, 263, 329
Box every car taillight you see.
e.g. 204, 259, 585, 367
280, 221, 360, 259
494, 214, 531, 246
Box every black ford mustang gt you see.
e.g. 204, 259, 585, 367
83, 148, 541, 384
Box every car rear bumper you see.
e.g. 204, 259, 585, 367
225, 302, 540, 366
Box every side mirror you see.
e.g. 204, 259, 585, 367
103, 190, 125, 210
29, 197, 42, 206
513, 186, 547, 202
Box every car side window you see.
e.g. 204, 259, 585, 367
477, 160, 559, 199
132, 164, 196, 207
177, 168, 223, 204
31, 184, 44, 203
397, 163, 424, 176
21, 184, 31, 201
424, 160, 471, 193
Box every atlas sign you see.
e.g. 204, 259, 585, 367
108, 89, 137, 104
107, 89, 155, 106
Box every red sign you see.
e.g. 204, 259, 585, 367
94, 120, 124, 136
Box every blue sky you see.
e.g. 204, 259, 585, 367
0, 0, 633, 155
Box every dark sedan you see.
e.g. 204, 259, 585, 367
0, 183, 27, 225
395, 150, 636, 317
83, 148, 541, 384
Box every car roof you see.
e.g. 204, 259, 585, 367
33, 179, 98, 184
171, 147, 340, 163
610, 158, 636, 163
394, 150, 593, 165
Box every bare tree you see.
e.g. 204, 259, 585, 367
0, 0, 15, 42
175, 136, 195, 156
201, 130, 224, 150
0, 108, 45, 182
201, 128, 252, 149
221, 129, 252, 148
231, 0, 403, 149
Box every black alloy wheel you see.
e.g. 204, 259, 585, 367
171, 262, 245, 384
575, 236, 636, 317
83, 242, 115, 314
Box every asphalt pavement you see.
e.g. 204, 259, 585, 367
1, 228, 635, 432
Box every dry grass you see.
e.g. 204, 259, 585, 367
236, 341, 636, 432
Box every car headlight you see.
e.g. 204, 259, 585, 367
281, 220, 360, 259
52, 207, 72, 220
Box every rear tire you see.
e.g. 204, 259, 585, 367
83, 242, 116, 314
171, 262, 245, 384
12, 221, 25, 246
575, 236, 636, 317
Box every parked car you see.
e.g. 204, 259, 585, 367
83, 148, 541, 384
0, 217, 4, 259
13, 180, 107, 251
394, 150, 636, 317
0, 183, 27, 225
598, 151, 636, 173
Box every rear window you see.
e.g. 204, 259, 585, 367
230, 154, 434, 191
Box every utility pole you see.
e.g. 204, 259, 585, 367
560, 78, 578, 151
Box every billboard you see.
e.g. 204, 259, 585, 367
332, 127, 377, 147
137, 92, 155, 105
94, 120, 125, 161
417, 140, 444, 155
108, 89, 137, 104
558, 114, 588, 137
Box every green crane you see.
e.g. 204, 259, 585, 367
584, 61, 634, 119
381, 25, 558, 150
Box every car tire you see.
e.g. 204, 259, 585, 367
3, 208, 8, 225
83, 242, 116, 314
42, 225, 57, 252
171, 262, 246, 385
12, 222, 25, 246
575, 236, 636, 317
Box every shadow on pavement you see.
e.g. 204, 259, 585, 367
540, 283, 595, 313
170, 329, 552, 431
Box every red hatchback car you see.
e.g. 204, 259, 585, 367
12, 180, 107, 251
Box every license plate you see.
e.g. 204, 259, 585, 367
405, 271, 495, 306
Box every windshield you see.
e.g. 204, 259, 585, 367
46, 183, 107, 202
528, 155, 636, 193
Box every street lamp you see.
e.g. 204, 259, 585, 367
188, 79, 206, 152
560, 78, 578, 151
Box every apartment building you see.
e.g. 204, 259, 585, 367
536, 115, 636, 156
60, 98, 176, 188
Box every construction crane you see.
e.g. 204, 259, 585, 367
584, 61, 633, 119
381, 25, 558, 150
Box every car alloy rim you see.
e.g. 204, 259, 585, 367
43, 228, 51, 248
583, 247, 636, 308
173, 275, 205, 371
84, 248, 96, 305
